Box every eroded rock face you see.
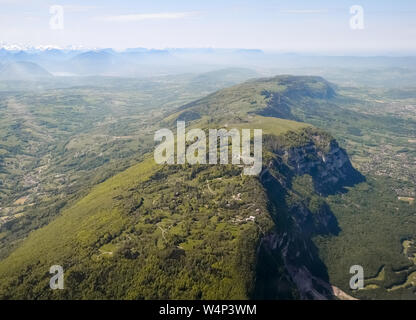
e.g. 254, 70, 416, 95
254, 131, 363, 300
283, 140, 365, 195
256, 222, 336, 300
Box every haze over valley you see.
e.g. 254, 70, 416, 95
0, 0, 415, 301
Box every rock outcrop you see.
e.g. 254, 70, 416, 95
254, 129, 363, 299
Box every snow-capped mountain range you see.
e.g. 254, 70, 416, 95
0, 42, 91, 52
0, 43, 415, 79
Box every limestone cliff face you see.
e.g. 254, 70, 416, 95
254, 129, 363, 300
280, 135, 365, 196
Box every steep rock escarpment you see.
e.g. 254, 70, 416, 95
284, 141, 365, 196
254, 128, 363, 300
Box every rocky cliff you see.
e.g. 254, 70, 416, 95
254, 128, 364, 299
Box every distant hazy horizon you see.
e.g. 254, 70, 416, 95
1, 45, 416, 58
1, 0, 416, 55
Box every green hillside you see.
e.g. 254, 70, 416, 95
0, 75, 346, 299
0, 76, 370, 299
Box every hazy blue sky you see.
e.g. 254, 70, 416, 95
0, 0, 415, 54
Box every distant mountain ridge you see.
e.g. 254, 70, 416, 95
1, 46, 416, 77
0, 61, 52, 80
169, 75, 336, 125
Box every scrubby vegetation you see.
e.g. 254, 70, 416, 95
0, 72, 415, 300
